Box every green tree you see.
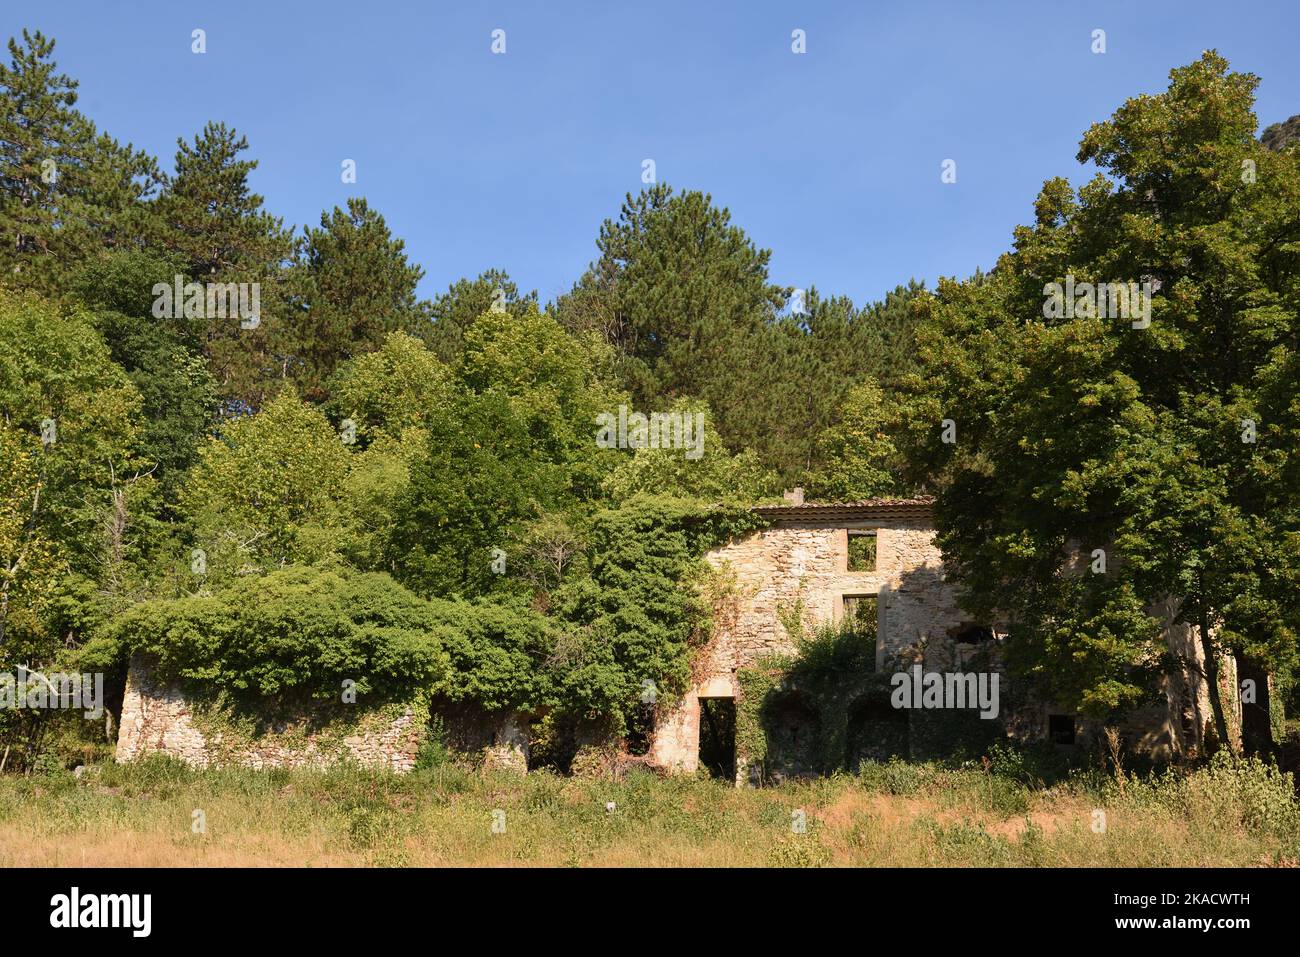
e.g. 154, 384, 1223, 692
181, 390, 351, 580
0, 290, 144, 577
282, 198, 430, 401
555, 184, 786, 436
459, 304, 623, 502
150, 122, 292, 407
899, 53, 1300, 747
326, 330, 454, 441
72, 250, 217, 501
0, 31, 162, 294
422, 269, 536, 365
388, 388, 565, 599
0, 422, 65, 660
599, 401, 779, 503
805, 381, 903, 501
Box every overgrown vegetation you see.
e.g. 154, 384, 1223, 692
1, 750, 1294, 867
737, 607, 1004, 782
1, 27, 1298, 784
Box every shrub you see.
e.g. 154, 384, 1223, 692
1181, 751, 1299, 836
100, 566, 450, 703
858, 757, 933, 796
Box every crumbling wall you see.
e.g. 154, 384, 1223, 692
115, 654, 425, 773
650, 512, 977, 774
649, 509, 1228, 778
430, 699, 530, 773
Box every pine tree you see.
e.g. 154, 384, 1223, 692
150, 122, 292, 408
0, 30, 161, 293
555, 184, 786, 458
282, 198, 430, 401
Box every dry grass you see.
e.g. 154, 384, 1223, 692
0, 756, 1295, 867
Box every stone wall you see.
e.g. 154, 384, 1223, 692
431, 699, 530, 773
115, 654, 425, 773
650, 504, 981, 774
646, 503, 1231, 776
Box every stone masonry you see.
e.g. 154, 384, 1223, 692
650, 498, 978, 773
116, 654, 425, 773
646, 496, 1237, 775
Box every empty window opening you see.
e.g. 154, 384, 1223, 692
847, 530, 878, 572
1048, 714, 1077, 746
842, 594, 878, 635
950, 624, 995, 644
698, 697, 736, 781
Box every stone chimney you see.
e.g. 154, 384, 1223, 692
783, 487, 805, 506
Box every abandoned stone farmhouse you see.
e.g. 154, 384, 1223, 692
115, 493, 1251, 779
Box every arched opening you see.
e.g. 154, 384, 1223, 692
844, 696, 909, 771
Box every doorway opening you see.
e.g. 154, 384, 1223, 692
698, 697, 736, 780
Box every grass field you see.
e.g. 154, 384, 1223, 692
1, 752, 1296, 867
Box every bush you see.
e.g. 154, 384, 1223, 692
1181, 751, 1299, 836
857, 757, 933, 796
101, 566, 450, 703
1111, 751, 1300, 839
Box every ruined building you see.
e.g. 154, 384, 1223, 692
116, 492, 1254, 776
648, 492, 1250, 780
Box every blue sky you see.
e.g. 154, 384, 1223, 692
5, 1, 1298, 307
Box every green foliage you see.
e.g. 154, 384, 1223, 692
434, 596, 559, 713
0, 293, 144, 538
74, 252, 217, 500
0, 421, 66, 661
552, 496, 760, 732
1114, 750, 1299, 838
0, 31, 162, 295
805, 381, 903, 501
422, 269, 537, 365
599, 401, 780, 503
282, 198, 430, 401
459, 304, 622, 502
149, 121, 292, 407
99, 566, 449, 702
326, 330, 453, 442
856, 756, 934, 796
388, 305, 623, 599
182, 390, 352, 578
556, 184, 786, 453
0, 290, 147, 667
897, 52, 1300, 736
723, 283, 925, 484
846, 533, 877, 571
390, 388, 567, 599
